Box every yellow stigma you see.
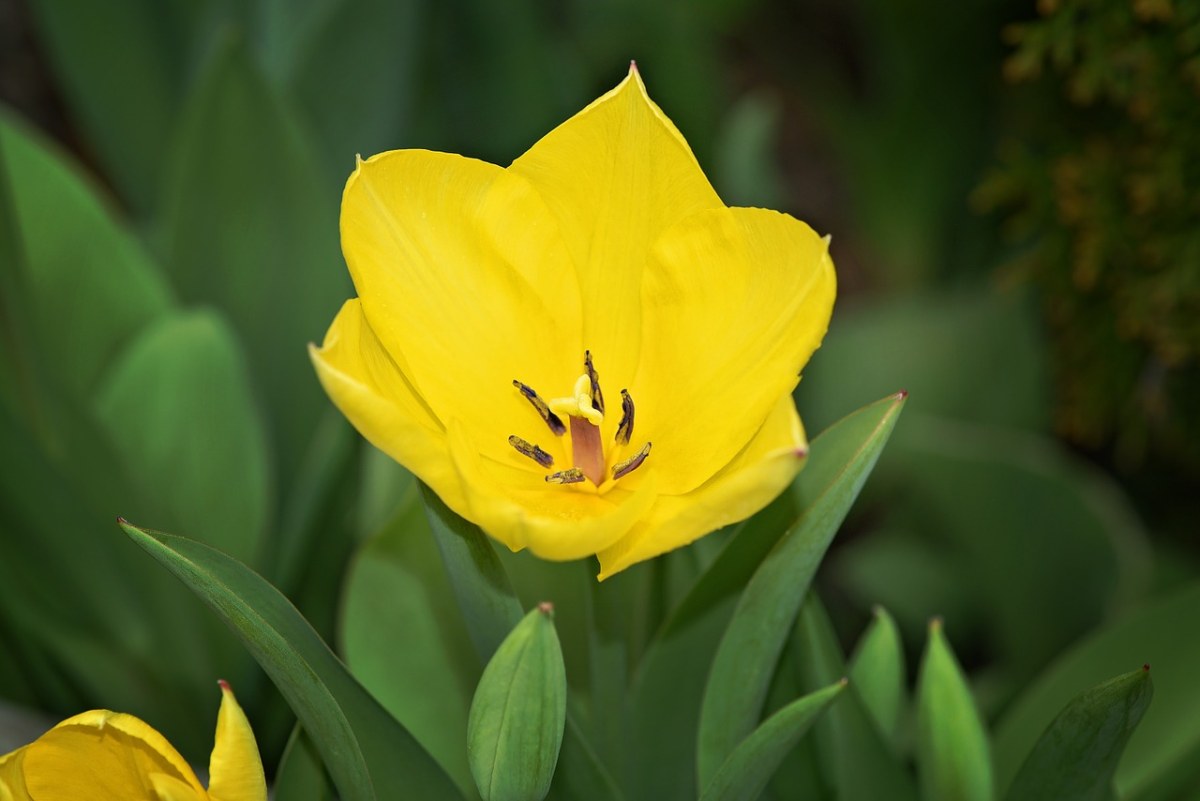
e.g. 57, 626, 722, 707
549, 374, 605, 426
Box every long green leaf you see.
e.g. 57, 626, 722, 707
162, 33, 345, 490
994, 582, 1200, 800
696, 391, 906, 786
625, 393, 906, 800
1004, 667, 1153, 801
848, 605, 906, 746
700, 680, 845, 801
916, 619, 994, 801
793, 593, 917, 801
275, 725, 337, 801
123, 522, 463, 801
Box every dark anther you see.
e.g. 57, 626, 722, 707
546, 467, 586, 484
584, 350, 605, 414
612, 442, 651, 480
508, 435, 554, 468
513, 380, 566, 435
615, 389, 635, 445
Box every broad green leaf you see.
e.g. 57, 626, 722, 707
548, 714, 625, 801
24, 0, 201, 213
162, 33, 345, 490
468, 605, 567, 801
994, 582, 1200, 800
700, 680, 845, 801
848, 605, 906, 745
797, 290, 1050, 435
793, 593, 917, 801
421, 484, 524, 660
123, 522, 463, 801
96, 312, 269, 565
342, 489, 479, 798
0, 110, 172, 401
696, 392, 906, 786
275, 725, 337, 801
626, 392, 906, 799
266, 0, 422, 190
1004, 667, 1153, 801
916, 619, 994, 801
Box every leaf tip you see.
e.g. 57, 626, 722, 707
928, 615, 944, 633
896, 389, 909, 401
1143, 663, 1151, 672
537, 601, 555, 617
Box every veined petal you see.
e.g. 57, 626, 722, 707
597, 392, 808, 579
0, 746, 29, 801
207, 682, 266, 801
448, 422, 657, 560
311, 299, 465, 511
509, 65, 723, 386
22, 710, 206, 800
342, 150, 582, 466
632, 206, 835, 495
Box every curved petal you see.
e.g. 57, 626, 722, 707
207, 682, 266, 801
447, 422, 658, 560
509, 65, 723, 387
632, 206, 835, 495
597, 392, 808, 579
152, 774, 205, 801
22, 710, 205, 799
0, 746, 29, 801
342, 149, 583, 466
310, 299, 465, 511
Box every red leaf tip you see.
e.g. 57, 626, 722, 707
217, 679, 231, 691
896, 389, 909, 400
537, 601, 554, 616
116, 516, 128, 525
1143, 663, 1151, 672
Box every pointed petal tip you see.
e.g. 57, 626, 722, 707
217, 679, 231, 693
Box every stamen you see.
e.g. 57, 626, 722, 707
508, 435, 553, 468
612, 442, 651, 480
584, 350, 605, 414
546, 467, 586, 484
513, 380, 567, 435
615, 389, 635, 445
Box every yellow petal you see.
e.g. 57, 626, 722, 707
152, 773, 206, 801
509, 65, 723, 387
0, 745, 30, 801
632, 206, 835, 495
311, 299, 466, 511
341, 149, 582, 468
206, 682, 266, 801
22, 709, 206, 800
447, 422, 658, 560
597, 392, 808, 579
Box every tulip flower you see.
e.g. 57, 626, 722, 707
0, 681, 265, 801
312, 63, 835, 577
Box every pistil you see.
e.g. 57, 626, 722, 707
569, 416, 606, 485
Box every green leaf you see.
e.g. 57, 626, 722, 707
848, 605, 906, 745
0, 110, 172, 401
1004, 667, 1153, 801
122, 522, 463, 801
994, 582, 1200, 800
95, 311, 269, 565
916, 619, 994, 801
341, 489, 479, 798
793, 593, 917, 801
24, 0, 201, 213
696, 391, 906, 786
468, 604, 567, 801
420, 484, 622, 799
421, 484, 524, 660
275, 725, 338, 801
700, 680, 845, 801
162, 33, 345, 489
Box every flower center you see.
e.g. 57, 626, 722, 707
511, 351, 651, 487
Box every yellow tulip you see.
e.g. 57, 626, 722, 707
311, 64, 836, 578
0, 682, 265, 801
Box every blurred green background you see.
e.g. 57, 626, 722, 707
1, 0, 1197, 791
